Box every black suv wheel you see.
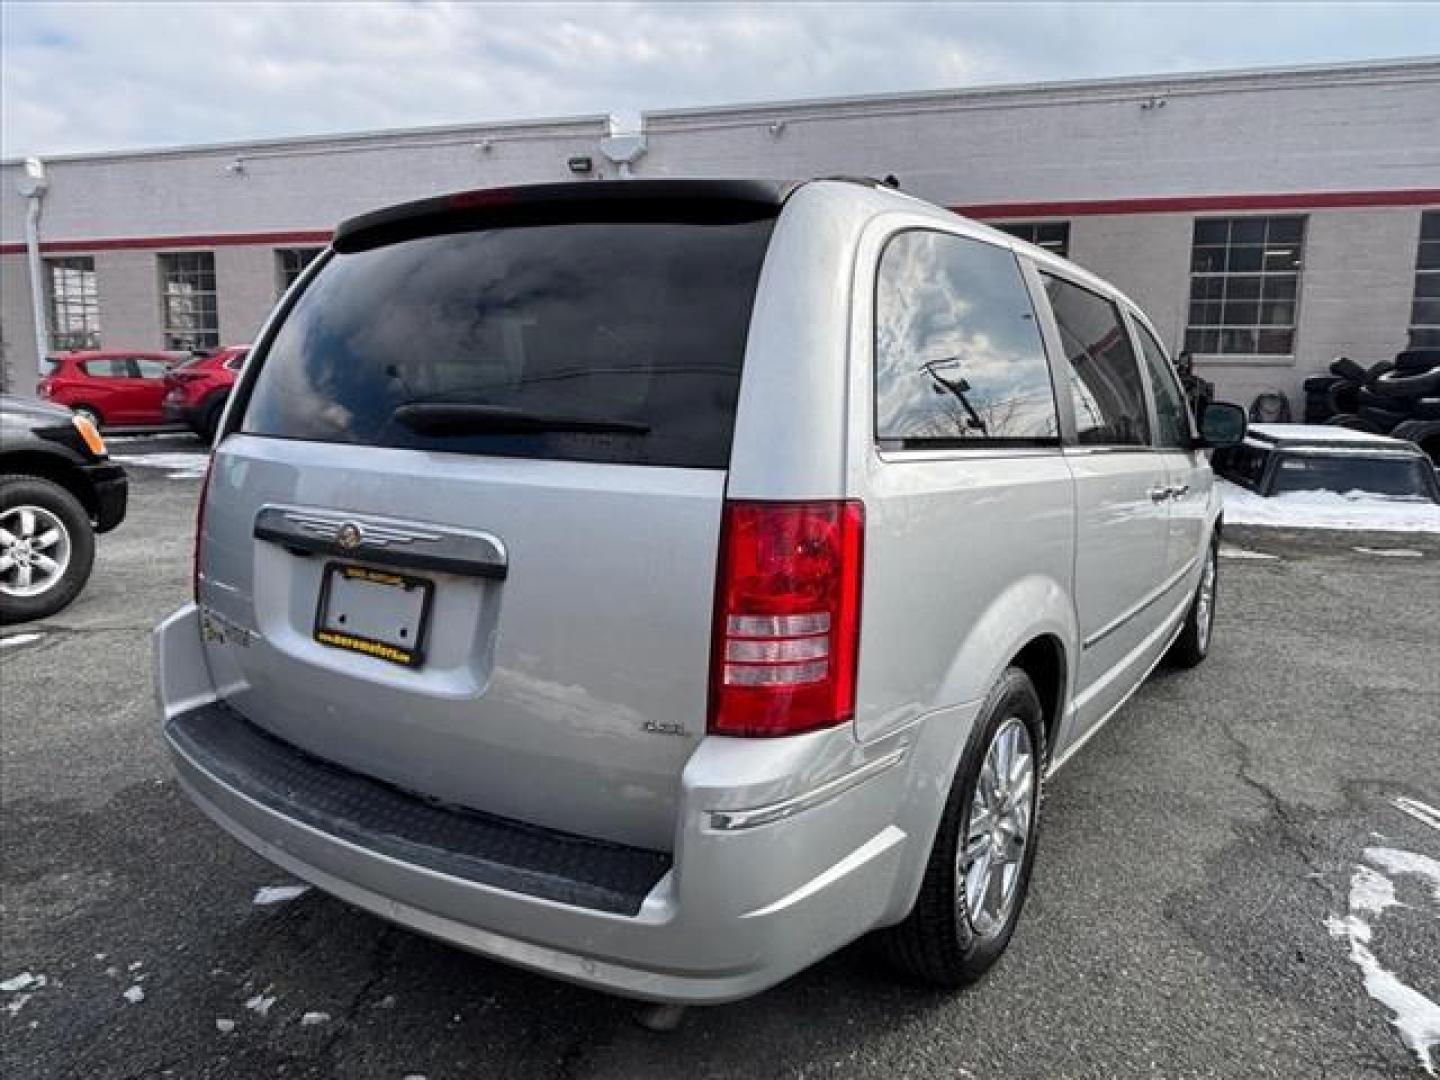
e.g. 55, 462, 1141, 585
1, 476, 97, 623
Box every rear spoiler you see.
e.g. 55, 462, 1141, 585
333, 179, 788, 253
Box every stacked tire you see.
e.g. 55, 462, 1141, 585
1306, 350, 1440, 464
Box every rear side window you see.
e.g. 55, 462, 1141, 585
1042, 274, 1151, 446
82, 359, 130, 378
242, 217, 775, 468
1132, 319, 1191, 448
875, 231, 1057, 447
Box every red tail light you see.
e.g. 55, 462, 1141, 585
37, 378, 53, 397
709, 500, 864, 737
193, 453, 215, 603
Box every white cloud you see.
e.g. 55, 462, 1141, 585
1, 1, 1433, 156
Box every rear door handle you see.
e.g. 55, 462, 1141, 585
1148, 487, 1171, 503
1170, 483, 1190, 500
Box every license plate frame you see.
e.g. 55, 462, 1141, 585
312, 561, 434, 668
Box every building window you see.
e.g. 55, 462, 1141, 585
1410, 211, 1440, 349
45, 256, 101, 351
276, 247, 323, 294
158, 252, 219, 350
1185, 216, 1304, 356
993, 221, 1070, 259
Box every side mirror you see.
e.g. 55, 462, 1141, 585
1198, 402, 1247, 449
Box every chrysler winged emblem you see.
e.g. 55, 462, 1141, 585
336, 521, 365, 550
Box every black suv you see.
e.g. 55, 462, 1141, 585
1, 395, 127, 623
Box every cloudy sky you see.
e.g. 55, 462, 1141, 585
3, 2, 1436, 156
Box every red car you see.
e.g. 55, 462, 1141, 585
162, 346, 249, 439
38, 350, 182, 429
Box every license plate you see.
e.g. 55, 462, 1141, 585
313, 562, 433, 668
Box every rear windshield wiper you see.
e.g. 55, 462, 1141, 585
392, 401, 650, 437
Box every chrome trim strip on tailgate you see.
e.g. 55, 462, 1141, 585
254, 505, 508, 580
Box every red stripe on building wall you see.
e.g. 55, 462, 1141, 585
0, 229, 333, 256
956, 188, 1440, 219
3, 188, 1438, 255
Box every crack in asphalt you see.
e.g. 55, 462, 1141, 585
1215, 715, 1331, 887
312, 924, 400, 1066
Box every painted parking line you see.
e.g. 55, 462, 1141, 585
1218, 543, 1279, 561
1324, 796, 1440, 1076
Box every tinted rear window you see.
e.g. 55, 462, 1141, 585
241, 217, 775, 468
1270, 453, 1435, 500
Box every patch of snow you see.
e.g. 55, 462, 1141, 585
244, 993, 276, 1016
299, 1011, 331, 1026
1218, 543, 1279, 561
1366, 846, 1440, 904
1218, 479, 1440, 533
110, 452, 210, 480
0, 633, 43, 648
1349, 865, 1402, 917
253, 884, 310, 906
1353, 546, 1424, 558
1326, 846, 1440, 1074
1, 972, 39, 993
1248, 423, 1408, 445
5, 994, 34, 1017
122, 985, 145, 1004
127, 961, 143, 971
1393, 797, 1440, 834
1328, 916, 1440, 1076
216, 1018, 236, 1034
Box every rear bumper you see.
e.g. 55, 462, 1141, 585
154, 604, 973, 1003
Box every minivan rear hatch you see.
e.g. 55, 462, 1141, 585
200, 182, 781, 850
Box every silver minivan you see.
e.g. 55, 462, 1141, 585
155, 178, 1245, 1005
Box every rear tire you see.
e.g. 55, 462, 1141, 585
1329, 356, 1367, 383
1395, 349, 1440, 375
1, 476, 96, 624
1373, 367, 1440, 399
1356, 405, 1407, 432
1167, 535, 1218, 669
878, 667, 1045, 987
1326, 382, 1361, 415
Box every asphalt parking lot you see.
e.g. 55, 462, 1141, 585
3, 436, 1438, 1080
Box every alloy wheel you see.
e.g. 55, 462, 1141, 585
1195, 545, 1217, 653
958, 716, 1036, 937
0, 505, 72, 598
